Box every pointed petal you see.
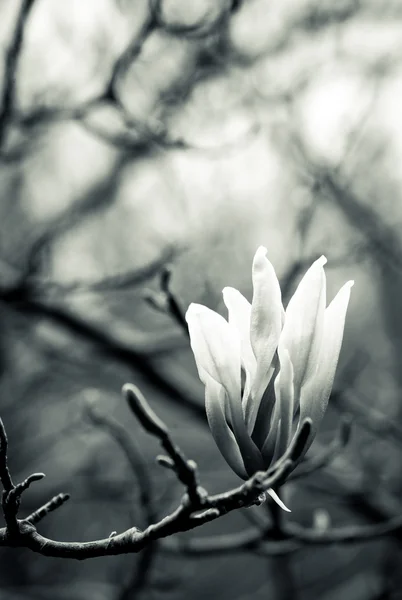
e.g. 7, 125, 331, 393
267, 488, 291, 512
225, 385, 266, 476
204, 371, 248, 479
260, 345, 294, 466
250, 357, 278, 448
272, 346, 295, 462
247, 247, 283, 429
186, 303, 264, 476
222, 287, 257, 379
300, 280, 354, 437
186, 303, 241, 400
280, 256, 327, 399
223, 287, 257, 432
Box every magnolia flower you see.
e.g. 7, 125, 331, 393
185, 247, 353, 511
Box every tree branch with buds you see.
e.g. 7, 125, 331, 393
1, 383, 402, 561
0, 384, 310, 559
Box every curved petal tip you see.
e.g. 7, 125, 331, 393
185, 303, 207, 319
255, 246, 268, 259
267, 488, 291, 512
222, 286, 238, 299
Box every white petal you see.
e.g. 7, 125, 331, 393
280, 256, 327, 399
267, 488, 291, 512
204, 371, 248, 479
222, 287, 257, 379
247, 247, 283, 429
222, 287, 257, 431
260, 345, 294, 466
186, 303, 264, 476
273, 346, 295, 461
186, 303, 241, 401
300, 280, 354, 437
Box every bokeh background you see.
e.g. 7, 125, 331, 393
1, 0, 402, 598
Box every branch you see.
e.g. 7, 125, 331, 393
0, 0, 35, 148
144, 266, 189, 335
1, 385, 402, 560
283, 515, 402, 545
84, 394, 156, 525
124, 383, 201, 505
0, 417, 14, 492
0, 417, 48, 534
160, 511, 402, 555
1, 294, 205, 421
0, 387, 309, 559
25, 493, 70, 526
84, 393, 158, 598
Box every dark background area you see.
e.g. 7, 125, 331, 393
1, 0, 402, 598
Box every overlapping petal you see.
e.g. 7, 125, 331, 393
260, 344, 294, 466
186, 248, 353, 513
300, 280, 354, 437
186, 303, 242, 400
280, 256, 327, 399
273, 346, 295, 462
222, 287, 256, 378
247, 246, 283, 429
222, 286, 257, 411
186, 301, 264, 476
204, 370, 248, 479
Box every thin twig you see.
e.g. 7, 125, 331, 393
283, 515, 402, 545
0, 459, 295, 559
124, 383, 201, 505
25, 493, 70, 525
84, 394, 159, 599
0, 390, 309, 559
144, 266, 189, 335
84, 397, 156, 523
1, 295, 205, 420
0, 418, 13, 492
0, 0, 35, 148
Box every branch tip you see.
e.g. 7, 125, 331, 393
25, 492, 71, 525
123, 383, 168, 438
156, 455, 175, 469
340, 415, 353, 446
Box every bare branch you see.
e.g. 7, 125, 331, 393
1, 383, 402, 561
0, 0, 35, 148
0, 459, 292, 559
25, 493, 70, 526
0, 389, 304, 559
162, 527, 265, 555
84, 393, 159, 599
0, 418, 13, 492
144, 266, 189, 335
1, 418, 47, 533
1, 295, 205, 420
84, 394, 157, 524
161, 512, 402, 556
124, 383, 203, 506
283, 514, 402, 545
